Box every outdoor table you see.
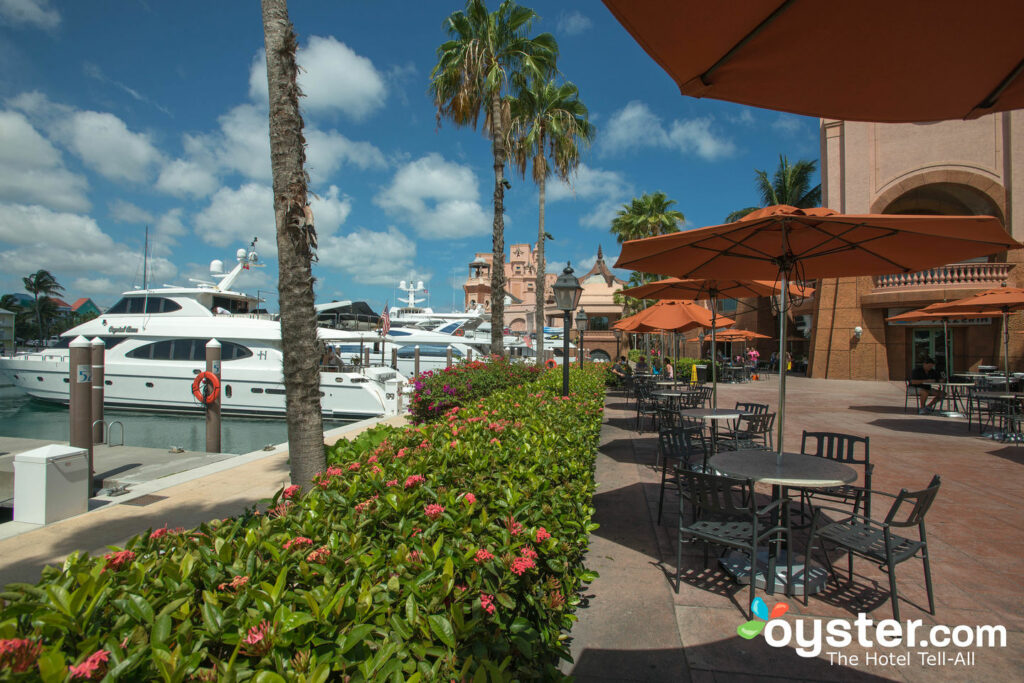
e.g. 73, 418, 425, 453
931, 382, 974, 417
709, 449, 858, 596
679, 408, 743, 462
973, 392, 1024, 441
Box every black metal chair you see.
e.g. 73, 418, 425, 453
634, 381, 660, 432
676, 471, 792, 618
806, 475, 940, 622
719, 412, 776, 451
657, 426, 706, 524
799, 431, 872, 519
904, 378, 923, 413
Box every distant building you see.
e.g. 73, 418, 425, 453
70, 298, 101, 318
0, 307, 13, 354
463, 244, 626, 361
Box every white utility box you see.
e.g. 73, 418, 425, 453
13, 445, 89, 524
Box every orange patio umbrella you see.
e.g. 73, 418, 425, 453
613, 300, 734, 334
713, 329, 771, 342
927, 288, 1024, 385
621, 278, 813, 406
600, 0, 1024, 122
886, 303, 1005, 379
613, 205, 1022, 456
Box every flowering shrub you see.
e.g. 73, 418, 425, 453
408, 355, 543, 423
0, 363, 605, 681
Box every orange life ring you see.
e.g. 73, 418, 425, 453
192, 371, 220, 404
544, 359, 557, 370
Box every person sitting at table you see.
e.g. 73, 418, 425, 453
911, 356, 945, 414
651, 358, 661, 376
634, 355, 650, 374
664, 359, 674, 379
610, 356, 629, 380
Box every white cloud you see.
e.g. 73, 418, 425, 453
580, 199, 623, 229
185, 104, 270, 182
308, 185, 353, 237
0, 0, 59, 30
194, 183, 275, 253
55, 110, 163, 182
0, 203, 176, 287
374, 153, 490, 239
248, 36, 387, 120
151, 208, 188, 257
0, 110, 90, 212
70, 276, 122, 299
548, 163, 631, 202
108, 200, 153, 224
318, 226, 417, 285
668, 118, 736, 160
557, 11, 592, 36
772, 114, 805, 136
601, 101, 735, 161
305, 127, 387, 177
156, 158, 219, 198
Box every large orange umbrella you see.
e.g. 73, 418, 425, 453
927, 288, 1024, 384
713, 329, 771, 342
601, 0, 1024, 122
613, 300, 734, 334
886, 303, 1005, 379
614, 205, 1022, 455
621, 277, 813, 405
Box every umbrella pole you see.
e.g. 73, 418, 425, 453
711, 295, 718, 409
1004, 308, 1010, 388
943, 318, 951, 379
777, 273, 788, 461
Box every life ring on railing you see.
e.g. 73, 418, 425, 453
544, 359, 557, 370
192, 371, 220, 404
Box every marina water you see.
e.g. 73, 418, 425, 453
0, 385, 354, 455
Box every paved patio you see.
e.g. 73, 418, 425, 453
566, 375, 1024, 682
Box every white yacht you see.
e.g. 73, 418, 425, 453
0, 244, 406, 419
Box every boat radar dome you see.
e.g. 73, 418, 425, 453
210, 259, 225, 275
237, 248, 247, 261
399, 281, 406, 290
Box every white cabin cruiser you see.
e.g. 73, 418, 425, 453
0, 244, 405, 419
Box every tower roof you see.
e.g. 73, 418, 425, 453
580, 245, 625, 287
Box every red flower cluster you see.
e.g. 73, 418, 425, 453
510, 556, 536, 576
68, 649, 109, 680
282, 485, 301, 499
354, 494, 379, 514
473, 549, 494, 563
217, 575, 250, 591
0, 638, 42, 674
149, 526, 183, 540
404, 474, 426, 489
102, 550, 135, 572
385, 479, 398, 487
535, 527, 551, 542
506, 516, 523, 536
242, 620, 274, 656
424, 503, 445, 520
306, 546, 331, 564
480, 592, 496, 615
283, 537, 313, 550
463, 492, 477, 504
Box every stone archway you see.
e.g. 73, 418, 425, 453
870, 170, 1006, 223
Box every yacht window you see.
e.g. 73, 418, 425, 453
145, 297, 182, 314
126, 338, 253, 361
397, 345, 463, 359
212, 296, 249, 314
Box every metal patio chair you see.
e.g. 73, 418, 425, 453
799, 431, 872, 519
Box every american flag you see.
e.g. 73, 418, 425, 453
380, 302, 390, 336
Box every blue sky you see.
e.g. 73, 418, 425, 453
0, 0, 819, 313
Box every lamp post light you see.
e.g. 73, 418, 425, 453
552, 264, 583, 397
575, 308, 588, 368
612, 327, 622, 361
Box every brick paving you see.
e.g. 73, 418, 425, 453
567, 376, 1024, 682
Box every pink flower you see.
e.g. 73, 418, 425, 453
370, 465, 382, 474
348, 462, 361, 471
0, 638, 42, 674
489, 438, 500, 445
68, 649, 109, 680
326, 466, 344, 477
408, 550, 422, 564
449, 440, 458, 447
506, 516, 523, 536
473, 549, 494, 563
306, 546, 331, 564
283, 537, 313, 550
520, 546, 538, 560
405, 474, 426, 489
463, 493, 477, 504
241, 620, 274, 656
535, 527, 551, 543
424, 503, 445, 520
217, 575, 250, 591
510, 556, 536, 576
102, 550, 135, 572
282, 484, 301, 499
386, 479, 398, 487
149, 526, 170, 540
396, 448, 407, 458
367, 454, 379, 463
480, 593, 496, 615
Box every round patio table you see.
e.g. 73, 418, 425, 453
709, 449, 857, 597
930, 381, 974, 417
679, 408, 743, 461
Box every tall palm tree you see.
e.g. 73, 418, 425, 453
610, 191, 684, 244
508, 77, 594, 366
430, 0, 557, 354
23, 269, 63, 340
725, 155, 821, 222
261, 0, 324, 488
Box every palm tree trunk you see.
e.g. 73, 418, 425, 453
489, 94, 507, 355
261, 0, 324, 488
535, 167, 546, 366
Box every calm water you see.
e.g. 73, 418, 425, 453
0, 385, 354, 454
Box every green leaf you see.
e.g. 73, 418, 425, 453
252, 672, 287, 683
151, 613, 172, 647
496, 593, 515, 609
340, 623, 375, 655
124, 593, 155, 625
428, 614, 456, 649
510, 616, 531, 635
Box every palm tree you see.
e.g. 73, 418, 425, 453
261, 0, 324, 488
508, 77, 594, 366
610, 192, 685, 244
430, 0, 557, 355
23, 270, 64, 340
725, 155, 821, 222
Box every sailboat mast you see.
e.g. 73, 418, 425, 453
143, 225, 149, 290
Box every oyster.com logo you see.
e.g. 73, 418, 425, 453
737, 597, 789, 640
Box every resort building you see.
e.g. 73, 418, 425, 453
0, 307, 14, 355
463, 244, 627, 361
734, 111, 1024, 380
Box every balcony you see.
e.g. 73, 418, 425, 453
862, 261, 1014, 307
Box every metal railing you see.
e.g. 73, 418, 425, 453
872, 262, 1013, 290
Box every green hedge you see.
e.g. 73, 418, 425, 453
0, 362, 605, 681
408, 356, 544, 423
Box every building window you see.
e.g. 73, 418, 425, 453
589, 316, 610, 331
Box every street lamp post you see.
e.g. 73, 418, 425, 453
552, 264, 583, 397
575, 309, 588, 368
613, 327, 622, 362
